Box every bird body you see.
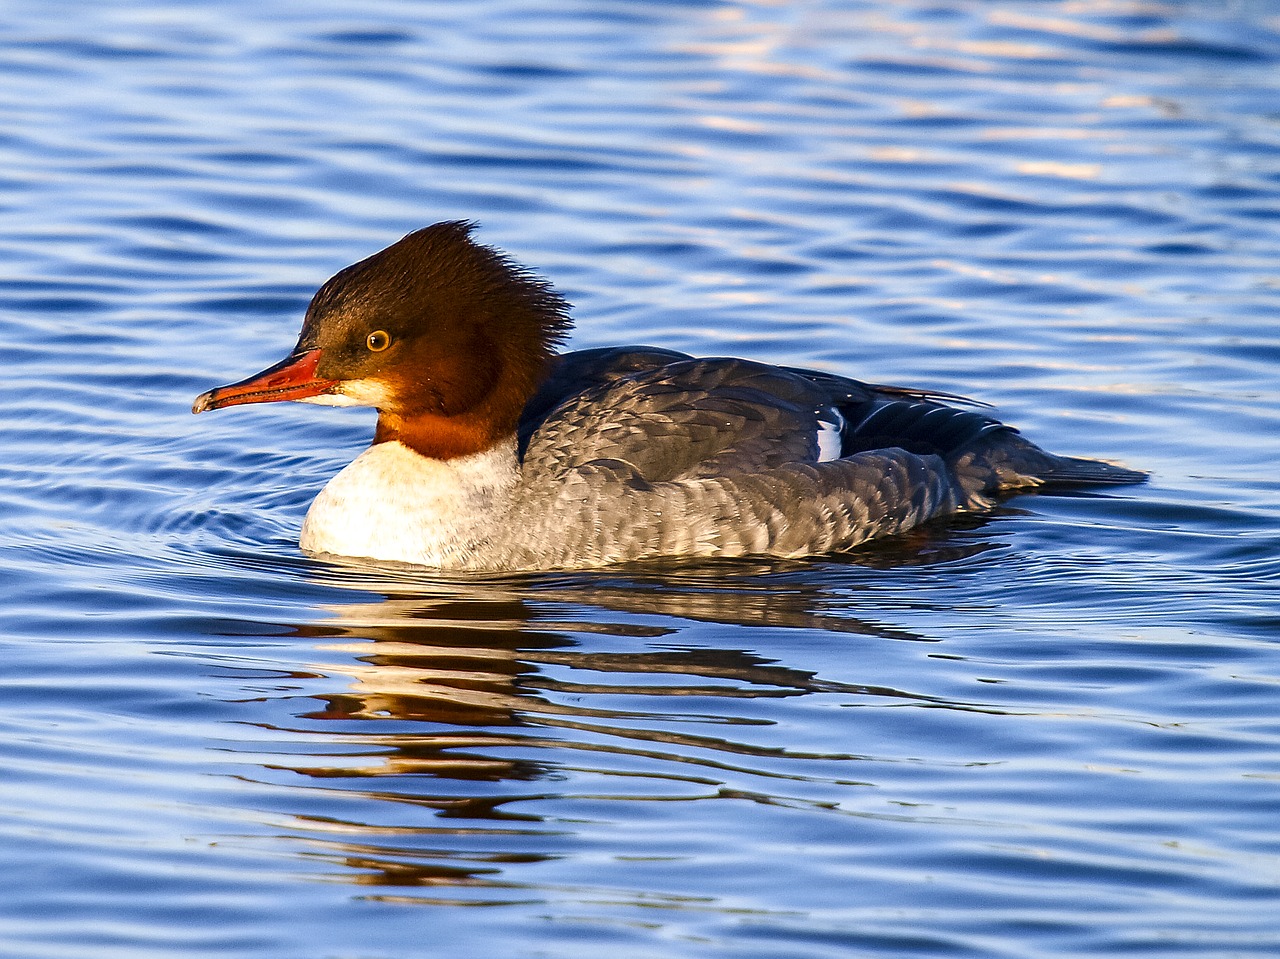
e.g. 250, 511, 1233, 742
194, 222, 1144, 570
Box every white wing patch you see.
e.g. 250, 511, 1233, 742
816, 408, 846, 462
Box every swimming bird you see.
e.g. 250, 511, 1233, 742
192, 221, 1145, 569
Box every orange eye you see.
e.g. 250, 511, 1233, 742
366, 330, 392, 352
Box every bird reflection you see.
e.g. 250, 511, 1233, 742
235, 529, 999, 897
285, 598, 870, 781
256, 541, 1000, 785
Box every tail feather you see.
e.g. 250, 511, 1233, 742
1036, 456, 1148, 487
950, 432, 1147, 507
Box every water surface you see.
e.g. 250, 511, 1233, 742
2, 2, 1279, 957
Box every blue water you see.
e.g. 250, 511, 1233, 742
2, 1, 1279, 956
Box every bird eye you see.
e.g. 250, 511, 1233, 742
366, 330, 392, 352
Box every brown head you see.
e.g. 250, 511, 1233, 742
192, 221, 573, 459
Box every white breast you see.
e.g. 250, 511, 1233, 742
299, 441, 518, 567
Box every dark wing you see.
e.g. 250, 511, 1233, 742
517, 346, 692, 457
833, 390, 1145, 493
519, 349, 880, 482
519, 347, 1146, 495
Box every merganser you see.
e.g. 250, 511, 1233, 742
192, 221, 1145, 570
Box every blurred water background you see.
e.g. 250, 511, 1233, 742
1, 1, 1279, 956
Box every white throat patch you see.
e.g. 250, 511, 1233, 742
296, 377, 392, 408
